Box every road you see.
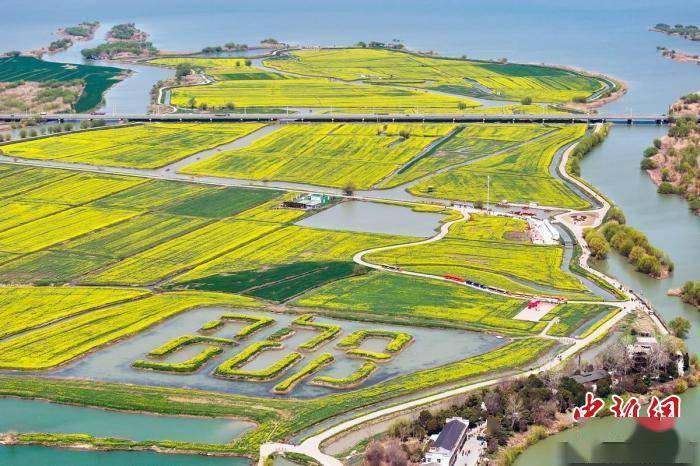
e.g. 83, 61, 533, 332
0, 111, 677, 124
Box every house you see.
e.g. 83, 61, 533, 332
627, 335, 658, 370
282, 193, 333, 210
571, 369, 610, 391
424, 418, 485, 465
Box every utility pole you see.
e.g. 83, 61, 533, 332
486, 175, 490, 211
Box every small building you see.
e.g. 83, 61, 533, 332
424, 417, 482, 465
627, 335, 659, 370
571, 369, 610, 391
282, 193, 333, 210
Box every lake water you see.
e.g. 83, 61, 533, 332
2, 0, 699, 113
0, 446, 250, 466
0, 398, 253, 444
295, 200, 445, 237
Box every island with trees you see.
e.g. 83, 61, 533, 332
651, 23, 700, 41
642, 93, 700, 215
82, 23, 157, 60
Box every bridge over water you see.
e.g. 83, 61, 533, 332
2, 112, 693, 125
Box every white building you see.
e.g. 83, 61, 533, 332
424, 418, 485, 466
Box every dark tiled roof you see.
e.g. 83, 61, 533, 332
434, 419, 467, 451
571, 369, 609, 384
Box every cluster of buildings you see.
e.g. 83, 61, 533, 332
281, 193, 333, 210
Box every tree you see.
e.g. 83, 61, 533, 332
587, 235, 609, 259
521, 96, 533, 105
484, 390, 502, 416
365, 441, 385, 466
596, 376, 613, 398
188, 97, 197, 108
343, 181, 356, 195
628, 245, 646, 264
505, 393, 524, 430
244, 59, 252, 66
385, 439, 408, 466
636, 254, 661, 276
646, 344, 670, 378
457, 101, 467, 110
669, 317, 691, 338
175, 62, 193, 81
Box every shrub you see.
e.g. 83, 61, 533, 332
521, 96, 533, 105
669, 317, 691, 338
657, 182, 676, 194
673, 379, 688, 394
644, 147, 659, 158
640, 158, 657, 170
636, 254, 661, 276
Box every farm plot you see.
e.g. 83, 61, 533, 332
0, 167, 76, 199
366, 214, 591, 297
168, 77, 474, 111
0, 56, 124, 112
182, 123, 456, 189
17, 172, 144, 205
264, 48, 607, 103
0, 214, 209, 284
171, 225, 411, 284
0, 206, 138, 254
0, 286, 150, 340
0, 123, 266, 169
149, 57, 284, 81
377, 124, 556, 188
542, 303, 619, 337
410, 124, 589, 208
293, 273, 542, 335
86, 219, 280, 285
0, 201, 67, 233
0, 291, 263, 370
163, 186, 279, 218
92, 180, 213, 211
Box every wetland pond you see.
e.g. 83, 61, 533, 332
0, 397, 254, 444
48, 307, 501, 399
295, 200, 445, 237
0, 446, 250, 466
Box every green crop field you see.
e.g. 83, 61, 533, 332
293, 272, 547, 335
542, 303, 619, 337
0, 56, 124, 112
366, 214, 592, 297
264, 48, 607, 103
410, 124, 590, 208
181, 123, 456, 189
1, 123, 266, 169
